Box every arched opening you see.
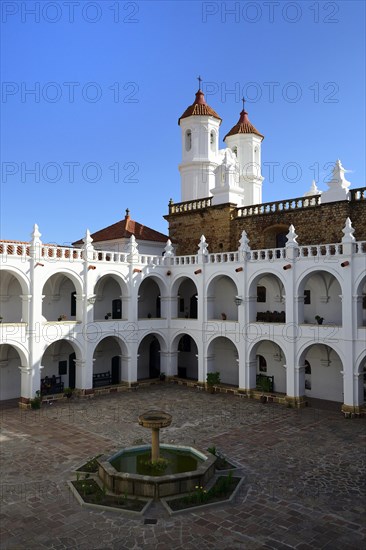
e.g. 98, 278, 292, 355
0, 344, 22, 400
173, 277, 198, 319
299, 344, 343, 403
92, 336, 128, 387
249, 273, 285, 323
93, 274, 127, 321
137, 334, 161, 380
42, 273, 81, 322
207, 337, 239, 387
41, 340, 79, 395
249, 340, 287, 394
176, 334, 198, 380
263, 224, 288, 249
357, 357, 366, 407
0, 270, 28, 323
138, 278, 162, 319
206, 276, 238, 321
297, 270, 342, 326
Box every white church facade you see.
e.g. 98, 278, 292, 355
0, 87, 365, 415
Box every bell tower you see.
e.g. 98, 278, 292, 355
178, 79, 222, 202
224, 99, 264, 206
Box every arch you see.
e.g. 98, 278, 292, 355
207, 336, 239, 387
0, 344, 24, 400
92, 335, 129, 385
248, 271, 286, 324
297, 268, 343, 326
263, 224, 288, 249
206, 274, 239, 321
93, 273, 128, 321
41, 271, 83, 322
138, 276, 168, 319
171, 332, 199, 380
171, 275, 198, 319
248, 339, 287, 394
0, 267, 30, 295
41, 339, 82, 393
137, 333, 165, 380
297, 343, 344, 402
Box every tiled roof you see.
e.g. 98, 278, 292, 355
224, 110, 264, 140
179, 89, 222, 124
72, 211, 169, 246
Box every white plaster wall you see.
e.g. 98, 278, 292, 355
304, 346, 343, 402
176, 279, 197, 318
255, 341, 287, 393
94, 278, 123, 320
42, 276, 76, 321
137, 335, 158, 379
41, 341, 75, 387
0, 345, 21, 400
208, 277, 238, 320
209, 337, 238, 386
0, 277, 22, 322
302, 273, 342, 325
93, 337, 121, 375
256, 276, 285, 316
138, 279, 160, 318
177, 337, 198, 379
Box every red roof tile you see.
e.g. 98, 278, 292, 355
179, 89, 221, 124
224, 110, 264, 140
72, 211, 169, 246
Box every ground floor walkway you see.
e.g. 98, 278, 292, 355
0, 386, 365, 549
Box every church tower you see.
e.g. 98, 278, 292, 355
224, 101, 264, 206
178, 82, 222, 202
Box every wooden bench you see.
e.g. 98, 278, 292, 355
41, 376, 64, 395
93, 371, 112, 387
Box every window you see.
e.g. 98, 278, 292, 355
257, 286, 266, 303
59, 361, 67, 376
305, 360, 311, 374
232, 146, 237, 156
304, 290, 311, 305
185, 130, 192, 151
70, 291, 76, 316
258, 355, 267, 372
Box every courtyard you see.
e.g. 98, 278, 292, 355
0, 384, 365, 549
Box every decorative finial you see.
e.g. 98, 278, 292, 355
197, 75, 202, 90
125, 208, 130, 218
242, 97, 246, 111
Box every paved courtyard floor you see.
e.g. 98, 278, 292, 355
0, 385, 365, 549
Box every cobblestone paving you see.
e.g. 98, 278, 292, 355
0, 385, 365, 549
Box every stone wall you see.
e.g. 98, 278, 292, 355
165, 193, 366, 254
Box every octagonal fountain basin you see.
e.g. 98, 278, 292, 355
98, 445, 217, 500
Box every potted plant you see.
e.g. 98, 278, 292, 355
206, 371, 221, 393
315, 315, 324, 325
30, 390, 42, 410
104, 312, 111, 320
159, 372, 166, 381
64, 387, 74, 399
58, 314, 67, 321
0, 316, 3, 323
221, 313, 227, 320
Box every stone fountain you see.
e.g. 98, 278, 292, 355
97, 410, 216, 499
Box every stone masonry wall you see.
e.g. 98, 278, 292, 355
165, 198, 366, 255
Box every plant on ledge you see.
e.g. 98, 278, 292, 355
206, 371, 221, 393
315, 315, 324, 325
104, 312, 111, 320
57, 314, 67, 321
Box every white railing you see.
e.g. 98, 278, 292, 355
0, 242, 29, 258
208, 252, 239, 263
172, 255, 198, 265
356, 241, 366, 254
249, 248, 286, 261
299, 243, 343, 257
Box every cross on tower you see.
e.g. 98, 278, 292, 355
242, 97, 246, 111
197, 75, 202, 90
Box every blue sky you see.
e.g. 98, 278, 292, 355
1, 0, 365, 245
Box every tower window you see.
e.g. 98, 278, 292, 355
185, 130, 192, 151
232, 146, 238, 156
210, 130, 215, 151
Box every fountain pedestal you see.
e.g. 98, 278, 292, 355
138, 410, 172, 461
